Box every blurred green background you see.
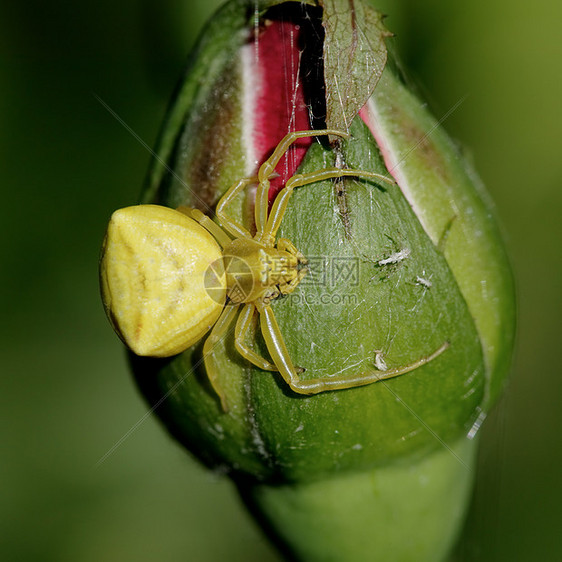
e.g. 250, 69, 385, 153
1, 1, 560, 560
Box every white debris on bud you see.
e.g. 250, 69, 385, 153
416, 276, 432, 288
378, 248, 411, 266
374, 350, 388, 371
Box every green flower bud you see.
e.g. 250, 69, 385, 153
103, 0, 515, 559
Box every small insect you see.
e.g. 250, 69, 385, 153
378, 248, 411, 266
100, 129, 447, 410
415, 275, 433, 289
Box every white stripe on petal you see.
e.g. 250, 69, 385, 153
241, 41, 260, 176
361, 98, 429, 237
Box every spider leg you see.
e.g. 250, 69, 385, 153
259, 304, 450, 395
263, 168, 395, 240
257, 129, 350, 180
255, 129, 350, 234
258, 303, 305, 392
203, 303, 240, 411
234, 303, 278, 371
176, 206, 232, 249
277, 238, 307, 262
286, 341, 450, 394
215, 177, 257, 239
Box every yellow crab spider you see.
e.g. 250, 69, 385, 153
100, 129, 448, 410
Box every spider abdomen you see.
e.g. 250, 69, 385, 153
100, 205, 226, 357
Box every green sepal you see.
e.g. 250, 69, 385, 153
366, 68, 516, 408
133, 117, 486, 482
239, 436, 478, 562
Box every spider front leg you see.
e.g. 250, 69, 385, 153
287, 341, 450, 394
277, 238, 307, 263
254, 129, 351, 235
262, 168, 395, 242
259, 302, 450, 396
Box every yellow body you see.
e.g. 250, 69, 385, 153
100, 204, 226, 357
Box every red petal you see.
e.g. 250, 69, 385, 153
247, 19, 312, 202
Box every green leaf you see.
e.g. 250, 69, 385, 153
320, 0, 391, 131
250, 0, 317, 9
